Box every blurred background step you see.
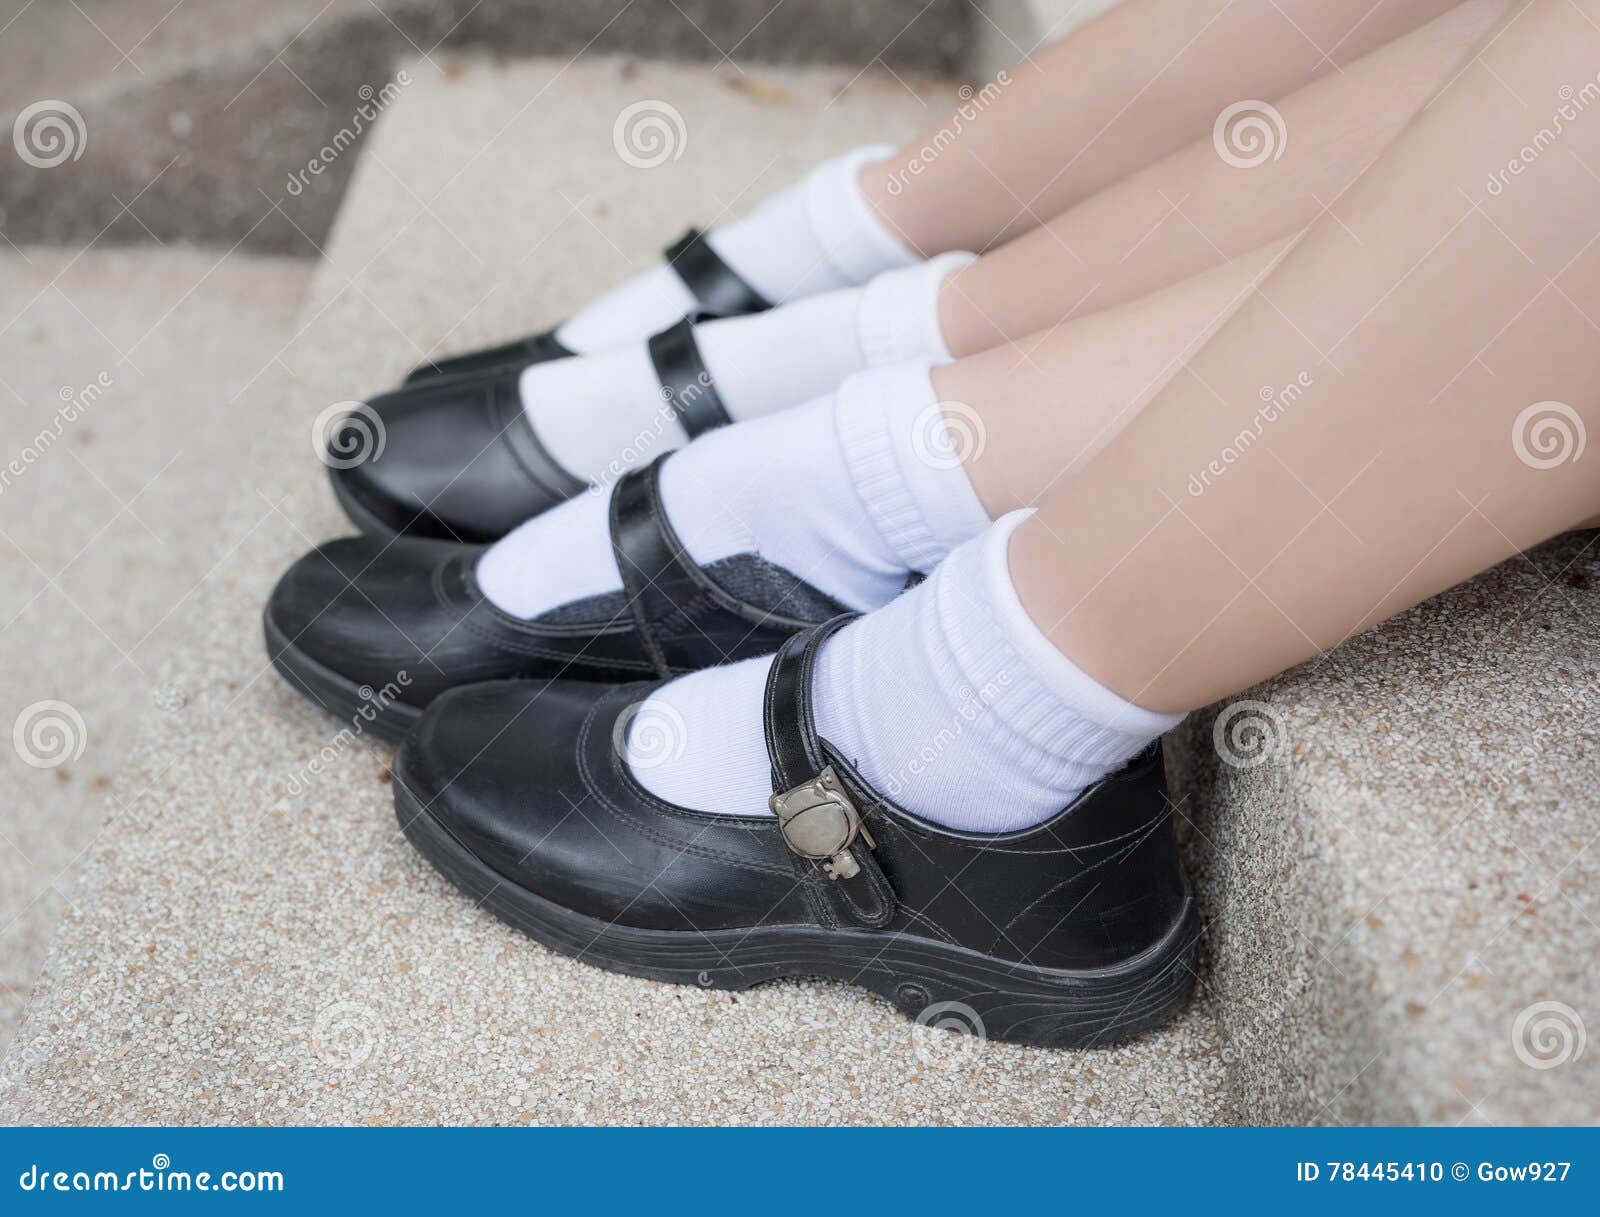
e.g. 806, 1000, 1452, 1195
0, 55, 1230, 1126
1170, 528, 1599, 1124
970, 0, 1121, 78
0, 246, 315, 1057
0, 0, 971, 257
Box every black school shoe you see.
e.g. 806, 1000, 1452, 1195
401, 228, 770, 384
393, 617, 1201, 1050
265, 458, 847, 745
330, 309, 741, 544
334, 228, 770, 543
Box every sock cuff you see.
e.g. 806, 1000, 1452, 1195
856, 251, 974, 368
806, 145, 918, 286
834, 361, 992, 574
965, 512, 1186, 763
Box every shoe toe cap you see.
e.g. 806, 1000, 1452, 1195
396, 680, 607, 886
396, 680, 813, 932
332, 371, 577, 542
265, 535, 457, 694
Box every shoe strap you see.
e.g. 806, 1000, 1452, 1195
610, 457, 851, 679
647, 316, 731, 439
663, 228, 771, 318
762, 620, 896, 929
489, 374, 587, 501
610, 458, 702, 679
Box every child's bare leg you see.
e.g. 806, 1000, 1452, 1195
1008, 0, 1600, 713
864, 0, 1467, 253
939, 0, 1512, 355
935, 242, 1290, 511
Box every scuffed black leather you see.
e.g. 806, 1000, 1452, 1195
268, 465, 847, 717
329, 366, 584, 542
398, 658, 1190, 967
404, 328, 573, 384
337, 323, 746, 543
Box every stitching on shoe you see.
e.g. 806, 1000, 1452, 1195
433, 556, 659, 671
827, 746, 1169, 857
894, 905, 959, 946
440, 551, 640, 640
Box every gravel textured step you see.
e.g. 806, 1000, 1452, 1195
0, 0, 968, 256
0, 246, 314, 1057
1170, 529, 1599, 1125
0, 56, 1228, 1125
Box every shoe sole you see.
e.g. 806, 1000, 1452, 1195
393, 763, 1202, 1051
263, 609, 420, 745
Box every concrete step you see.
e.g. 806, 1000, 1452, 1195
0, 0, 968, 257
971, 1, 1119, 78
1170, 530, 1600, 1124
0, 56, 1228, 1125
0, 245, 315, 1057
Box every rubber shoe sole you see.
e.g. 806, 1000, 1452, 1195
393, 755, 1202, 1051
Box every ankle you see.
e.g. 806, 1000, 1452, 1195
835, 360, 992, 574
659, 394, 910, 611
709, 144, 914, 303
626, 515, 1184, 833
810, 513, 1185, 832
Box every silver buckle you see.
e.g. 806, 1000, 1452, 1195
768, 764, 875, 881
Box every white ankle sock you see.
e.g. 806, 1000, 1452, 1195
629, 512, 1186, 832
477, 359, 989, 620
474, 485, 618, 621
522, 253, 970, 485
554, 145, 912, 353
658, 380, 921, 613
695, 252, 969, 418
